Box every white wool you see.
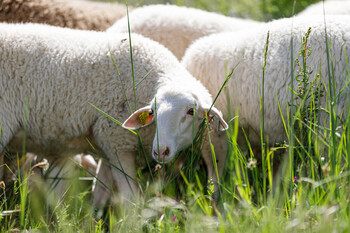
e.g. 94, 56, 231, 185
0, 22, 223, 207
182, 15, 350, 146
298, 0, 350, 16
107, 4, 261, 59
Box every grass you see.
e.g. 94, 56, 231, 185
1, 0, 350, 232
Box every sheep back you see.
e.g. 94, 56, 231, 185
0, 0, 130, 31
182, 15, 350, 145
298, 1, 350, 16
0, 23, 185, 155
108, 4, 260, 59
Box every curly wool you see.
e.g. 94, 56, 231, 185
297, 0, 350, 16
108, 4, 261, 59
182, 15, 350, 145
0, 0, 130, 30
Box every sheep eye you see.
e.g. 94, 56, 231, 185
149, 109, 154, 115
187, 108, 194, 116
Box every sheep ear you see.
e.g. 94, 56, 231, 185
122, 106, 154, 130
204, 106, 228, 131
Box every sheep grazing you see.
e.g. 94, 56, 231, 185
0, 151, 98, 206
107, 4, 261, 59
0, 0, 129, 31
0, 23, 227, 208
297, 1, 350, 16
182, 15, 350, 146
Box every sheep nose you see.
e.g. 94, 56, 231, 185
153, 147, 170, 161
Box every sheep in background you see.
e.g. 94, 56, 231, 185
1, 151, 98, 202
0, 0, 130, 31
297, 0, 350, 16
45, 154, 98, 199
108, 4, 261, 59
182, 15, 350, 147
0, 23, 227, 209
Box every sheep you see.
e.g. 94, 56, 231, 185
0, 23, 228, 208
297, 0, 350, 16
46, 154, 98, 199
107, 4, 261, 59
0, 0, 130, 31
182, 15, 350, 147
0, 0, 130, 181
1, 151, 98, 203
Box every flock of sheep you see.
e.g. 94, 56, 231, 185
1, 0, 350, 213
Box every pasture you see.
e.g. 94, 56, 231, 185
1, 0, 350, 232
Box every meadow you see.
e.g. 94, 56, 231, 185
1, 0, 350, 232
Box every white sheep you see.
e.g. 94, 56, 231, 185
107, 4, 261, 59
0, 0, 130, 179
0, 150, 98, 205
298, 0, 350, 16
0, 0, 130, 31
0, 23, 228, 208
47, 154, 98, 199
182, 15, 350, 146
17, 153, 97, 199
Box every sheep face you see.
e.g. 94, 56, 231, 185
123, 89, 228, 164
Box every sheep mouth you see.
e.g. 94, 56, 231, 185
152, 154, 174, 164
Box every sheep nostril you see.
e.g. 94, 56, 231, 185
164, 147, 170, 156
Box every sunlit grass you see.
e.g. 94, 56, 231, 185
1, 1, 350, 232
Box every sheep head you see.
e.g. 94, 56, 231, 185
122, 87, 228, 163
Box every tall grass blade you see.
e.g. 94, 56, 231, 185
89, 103, 136, 135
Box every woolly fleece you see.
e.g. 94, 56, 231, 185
108, 4, 261, 59
0, 0, 129, 31
0, 23, 213, 206
298, 0, 350, 16
182, 15, 350, 145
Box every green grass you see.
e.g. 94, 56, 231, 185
1, 0, 350, 232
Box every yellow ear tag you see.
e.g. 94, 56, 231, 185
139, 112, 150, 126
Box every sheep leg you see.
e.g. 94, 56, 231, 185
0, 151, 4, 181
0, 120, 19, 153
94, 147, 139, 207
92, 160, 113, 210
0, 118, 19, 182
108, 150, 139, 203
92, 116, 139, 206
89, 151, 138, 217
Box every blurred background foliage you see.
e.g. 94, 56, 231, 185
97, 0, 323, 21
